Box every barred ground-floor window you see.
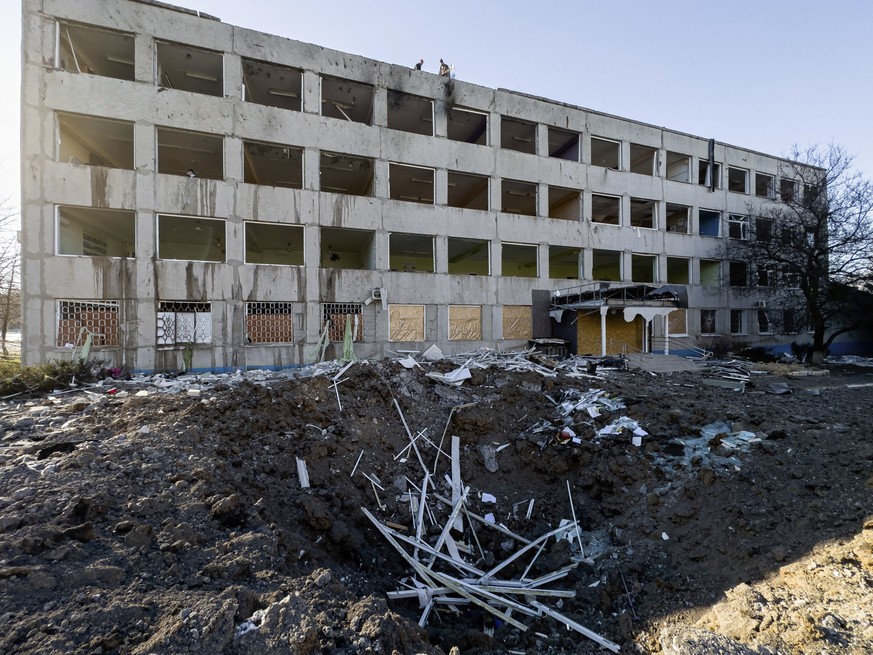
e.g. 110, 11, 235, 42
157, 301, 212, 346
322, 303, 363, 342
245, 302, 295, 344
56, 300, 120, 347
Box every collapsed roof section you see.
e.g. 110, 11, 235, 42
550, 282, 687, 313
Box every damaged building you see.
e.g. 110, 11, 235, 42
20, 0, 810, 371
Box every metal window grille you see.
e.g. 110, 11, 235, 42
700, 309, 717, 334
57, 300, 120, 347
245, 302, 295, 343
157, 301, 212, 346
322, 303, 363, 342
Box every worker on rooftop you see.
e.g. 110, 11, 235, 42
439, 59, 450, 76
414, 58, 424, 70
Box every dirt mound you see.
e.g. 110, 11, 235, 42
1, 358, 871, 653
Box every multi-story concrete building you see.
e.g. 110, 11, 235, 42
21, 0, 802, 371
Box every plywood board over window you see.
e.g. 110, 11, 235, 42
449, 305, 482, 341
668, 309, 688, 335
389, 304, 425, 342
502, 305, 531, 340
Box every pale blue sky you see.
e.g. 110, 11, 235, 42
2, 0, 872, 222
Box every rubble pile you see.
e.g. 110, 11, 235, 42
0, 354, 871, 654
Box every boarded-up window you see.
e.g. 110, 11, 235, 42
668, 309, 687, 336
389, 304, 425, 342
322, 303, 363, 342
449, 305, 482, 341
57, 300, 120, 347
246, 302, 294, 344
502, 305, 531, 340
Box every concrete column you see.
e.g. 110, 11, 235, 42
223, 54, 242, 99
537, 183, 548, 218
600, 306, 608, 356
372, 87, 388, 128
434, 168, 448, 206
582, 247, 593, 279
225, 136, 243, 182
373, 231, 390, 271
303, 148, 320, 191
536, 124, 548, 157
489, 112, 501, 149
491, 177, 503, 214
620, 141, 630, 172
538, 243, 549, 280
134, 123, 156, 175
135, 35, 154, 84
620, 194, 630, 227
490, 241, 502, 276
621, 251, 631, 282
434, 235, 448, 273
433, 100, 448, 138
302, 71, 320, 115
374, 160, 390, 199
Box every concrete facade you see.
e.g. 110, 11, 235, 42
21, 0, 799, 371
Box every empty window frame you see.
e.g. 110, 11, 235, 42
592, 249, 621, 281
700, 309, 718, 334
757, 309, 771, 334
157, 301, 212, 346
501, 179, 537, 216
245, 302, 295, 344
389, 233, 434, 272
591, 137, 620, 169
630, 198, 656, 229
730, 309, 745, 335
57, 206, 135, 257
755, 217, 773, 241
323, 303, 363, 342
389, 164, 434, 204
668, 309, 688, 336
698, 160, 721, 188
728, 214, 749, 240
665, 203, 690, 233
449, 305, 482, 341
157, 127, 223, 179
447, 107, 487, 145
156, 41, 223, 96
756, 264, 774, 287
502, 305, 531, 340
243, 141, 303, 188
782, 309, 801, 334
727, 166, 749, 193
591, 194, 620, 225
502, 243, 538, 278
56, 21, 134, 80
245, 222, 304, 265
501, 117, 536, 154
548, 186, 581, 221
780, 178, 798, 203
666, 257, 690, 284
549, 246, 581, 279
699, 209, 721, 237
548, 127, 580, 161
57, 113, 133, 169
700, 259, 721, 286
447, 171, 489, 210
755, 172, 775, 198
388, 304, 425, 342
387, 90, 434, 136
448, 238, 490, 275
158, 215, 226, 262
321, 227, 375, 269
666, 151, 691, 182
321, 75, 373, 124
629, 144, 657, 175
57, 300, 120, 347
729, 261, 748, 287
242, 58, 302, 111
631, 254, 656, 283
320, 152, 374, 196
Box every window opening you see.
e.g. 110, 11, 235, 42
755, 172, 775, 198
780, 178, 798, 203
57, 206, 135, 257
548, 127, 580, 161
242, 58, 302, 111
449, 305, 482, 340
243, 141, 303, 188
730, 309, 745, 335
320, 152, 374, 196
501, 243, 538, 277
157, 301, 212, 346
757, 309, 771, 334
755, 217, 772, 241
57, 300, 120, 347
728, 214, 749, 240
629, 144, 656, 176
320, 227, 375, 269
698, 160, 721, 188
246, 302, 295, 344
591, 137, 620, 169
57, 21, 134, 80
158, 215, 225, 262
700, 309, 717, 334
666, 151, 690, 182
389, 164, 434, 204
322, 303, 363, 342
157, 127, 223, 179
727, 166, 749, 193
389, 304, 425, 342
58, 113, 133, 169
666, 257, 690, 284
591, 194, 620, 224
665, 203, 690, 233
700, 260, 720, 286
156, 41, 223, 96
549, 246, 581, 279
389, 233, 435, 272
729, 261, 748, 287
592, 249, 621, 281
631, 254, 656, 283
448, 238, 490, 275
630, 198, 656, 229
699, 209, 721, 237
756, 265, 773, 287
245, 222, 304, 265
447, 171, 488, 210
501, 179, 537, 216
321, 75, 373, 124
387, 90, 434, 136
447, 107, 487, 145
548, 186, 580, 220
500, 117, 536, 154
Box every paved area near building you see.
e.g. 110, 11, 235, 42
627, 352, 706, 373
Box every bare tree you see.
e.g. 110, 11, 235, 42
0, 201, 21, 357
725, 144, 873, 363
